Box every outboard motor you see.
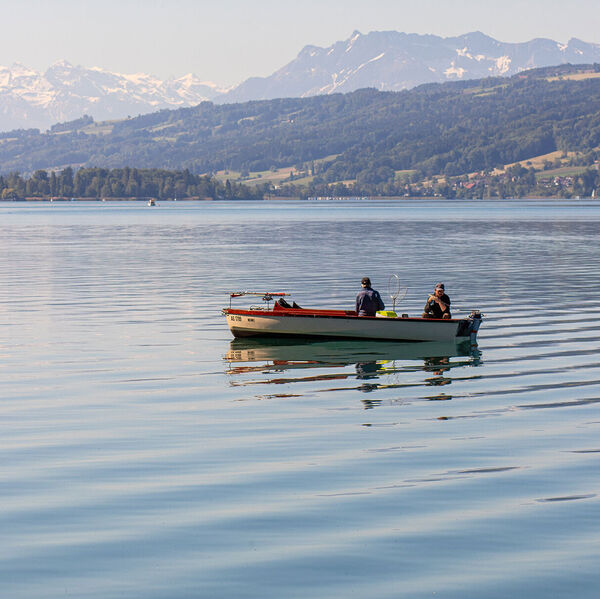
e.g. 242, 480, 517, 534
467, 310, 483, 345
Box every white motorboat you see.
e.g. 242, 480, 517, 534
222, 292, 482, 344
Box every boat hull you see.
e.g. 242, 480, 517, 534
223, 308, 479, 343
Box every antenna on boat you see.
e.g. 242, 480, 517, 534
228, 291, 289, 308
388, 274, 408, 312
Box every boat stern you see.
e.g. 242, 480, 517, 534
456, 310, 483, 345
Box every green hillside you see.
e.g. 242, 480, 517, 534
1, 64, 600, 198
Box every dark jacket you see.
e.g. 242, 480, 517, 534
356, 287, 385, 316
423, 293, 451, 318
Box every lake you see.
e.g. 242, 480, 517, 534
1, 199, 600, 598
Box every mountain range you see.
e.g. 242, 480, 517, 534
2, 64, 600, 181
0, 61, 227, 131
222, 31, 600, 102
2, 30, 600, 131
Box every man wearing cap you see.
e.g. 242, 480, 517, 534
356, 277, 385, 316
422, 283, 452, 319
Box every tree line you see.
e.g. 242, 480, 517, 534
0, 167, 264, 200
2, 162, 597, 202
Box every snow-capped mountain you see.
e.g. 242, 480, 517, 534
3, 32, 600, 131
0, 60, 227, 131
221, 30, 600, 102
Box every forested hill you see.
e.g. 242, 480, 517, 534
2, 65, 600, 185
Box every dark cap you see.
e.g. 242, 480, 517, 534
361, 277, 371, 286
435, 282, 445, 290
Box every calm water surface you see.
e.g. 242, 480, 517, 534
1, 199, 600, 598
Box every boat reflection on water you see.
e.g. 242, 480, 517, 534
225, 337, 482, 404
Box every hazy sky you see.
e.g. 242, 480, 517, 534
2, 0, 599, 86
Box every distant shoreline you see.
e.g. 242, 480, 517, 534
1, 196, 594, 203
0, 197, 216, 202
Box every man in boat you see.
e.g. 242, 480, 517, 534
422, 283, 451, 319
356, 277, 385, 316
